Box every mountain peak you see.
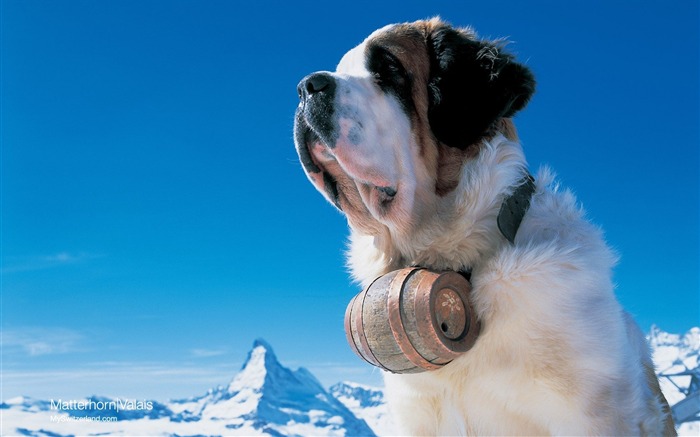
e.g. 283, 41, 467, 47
330, 382, 385, 409
252, 337, 273, 351
649, 326, 700, 353
244, 338, 280, 371
216, 339, 375, 436
227, 338, 281, 393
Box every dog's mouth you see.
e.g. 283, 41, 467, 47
294, 113, 399, 215
295, 121, 342, 208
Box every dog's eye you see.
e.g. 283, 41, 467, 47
366, 45, 414, 111
367, 47, 409, 88
380, 60, 407, 87
374, 62, 407, 86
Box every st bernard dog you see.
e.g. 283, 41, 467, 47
294, 18, 675, 436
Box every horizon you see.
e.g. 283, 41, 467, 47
4, 324, 698, 404
2, 0, 699, 402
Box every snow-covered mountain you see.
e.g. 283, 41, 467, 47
649, 326, 699, 436
2, 328, 698, 436
329, 382, 394, 436
2, 339, 375, 437
166, 338, 375, 436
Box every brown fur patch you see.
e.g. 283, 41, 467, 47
434, 143, 470, 196
499, 118, 519, 142
365, 21, 522, 199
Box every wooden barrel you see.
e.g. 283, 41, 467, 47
344, 267, 479, 373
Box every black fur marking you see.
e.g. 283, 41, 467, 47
427, 26, 536, 149
365, 44, 415, 113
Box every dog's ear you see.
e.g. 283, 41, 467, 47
427, 24, 536, 149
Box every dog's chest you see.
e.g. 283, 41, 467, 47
384, 344, 557, 436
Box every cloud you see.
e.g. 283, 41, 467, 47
1, 327, 86, 356
45, 252, 80, 263
1, 252, 103, 274
189, 348, 229, 358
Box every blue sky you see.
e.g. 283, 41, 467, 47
2, 0, 698, 401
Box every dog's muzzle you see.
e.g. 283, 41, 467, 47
296, 72, 338, 148
294, 72, 343, 208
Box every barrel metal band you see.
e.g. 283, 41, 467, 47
351, 283, 389, 371
387, 267, 443, 371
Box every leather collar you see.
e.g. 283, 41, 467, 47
497, 174, 536, 244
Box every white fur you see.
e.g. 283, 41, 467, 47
348, 137, 668, 435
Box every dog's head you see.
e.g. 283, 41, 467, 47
294, 18, 535, 240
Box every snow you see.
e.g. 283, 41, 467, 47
227, 339, 270, 393
648, 326, 700, 436
329, 382, 395, 436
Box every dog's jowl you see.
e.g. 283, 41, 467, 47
294, 18, 675, 436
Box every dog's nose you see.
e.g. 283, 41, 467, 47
297, 72, 334, 100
